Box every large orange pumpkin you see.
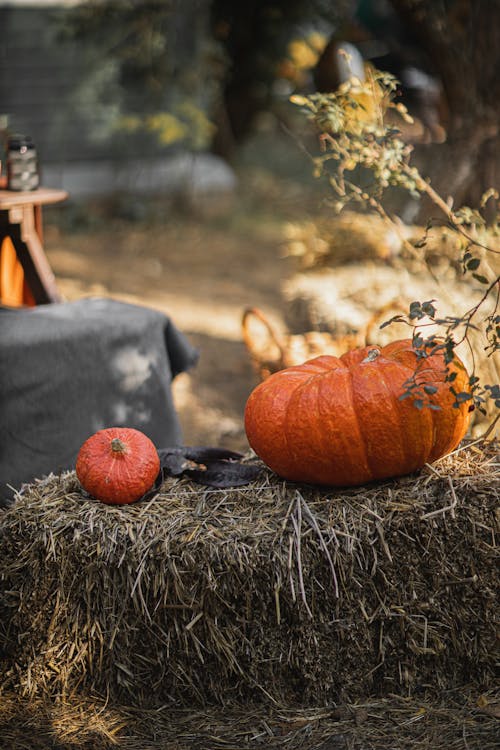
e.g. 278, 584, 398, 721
244, 339, 472, 487
76, 427, 160, 504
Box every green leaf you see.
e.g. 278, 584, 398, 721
414, 238, 427, 248
413, 334, 425, 349
398, 391, 412, 401
289, 95, 315, 110
380, 315, 404, 329
480, 187, 499, 207
421, 301, 437, 317
466, 258, 481, 271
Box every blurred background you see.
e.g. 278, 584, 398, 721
1, 0, 498, 207
1, 0, 498, 447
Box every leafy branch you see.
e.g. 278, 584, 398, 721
290, 67, 499, 424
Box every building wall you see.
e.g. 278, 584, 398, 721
0, 5, 105, 163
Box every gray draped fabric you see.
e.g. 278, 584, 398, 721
0, 297, 199, 504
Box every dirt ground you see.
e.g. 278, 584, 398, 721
43, 163, 320, 454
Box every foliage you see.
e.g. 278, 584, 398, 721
56, 0, 348, 153
119, 102, 216, 151
291, 67, 499, 427
57, 0, 222, 151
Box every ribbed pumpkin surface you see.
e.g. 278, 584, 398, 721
244, 339, 472, 487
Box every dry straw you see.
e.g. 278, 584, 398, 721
0, 440, 498, 718
0, 686, 499, 749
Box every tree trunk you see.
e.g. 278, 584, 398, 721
389, 0, 500, 222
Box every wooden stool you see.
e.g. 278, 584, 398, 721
0, 186, 67, 306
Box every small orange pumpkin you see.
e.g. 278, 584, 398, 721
244, 339, 472, 487
76, 427, 160, 504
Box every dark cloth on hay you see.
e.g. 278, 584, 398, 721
0, 297, 199, 504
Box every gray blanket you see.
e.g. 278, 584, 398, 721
0, 297, 198, 504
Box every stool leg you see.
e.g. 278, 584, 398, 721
0, 207, 61, 305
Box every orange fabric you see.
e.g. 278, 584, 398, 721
0, 236, 36, 307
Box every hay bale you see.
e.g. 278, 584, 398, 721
282, 213, 500, 279
282, 266, 439, 336
1, 686, 499, 750
0, 442, 498, 710
283, 212, 403, 269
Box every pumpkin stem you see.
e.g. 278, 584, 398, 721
362, 348, 381, 363
110, 438, 127, 454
